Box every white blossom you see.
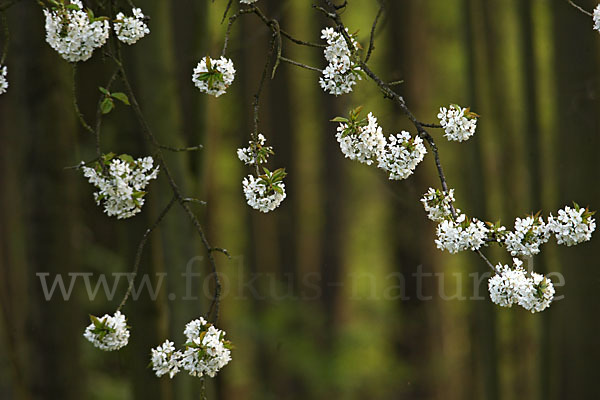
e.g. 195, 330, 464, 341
151, 340, 183, 378
114, 8, 149, 45
336, 112, 386, 165
547, 205, 596, 246
183, 317, 208, 341
81, 154, 159, 219
240, 0, 258, 3
377, 131, 427, 180
420, 188, 456, 222
0, 65, 7, 95
151, 318, 232, 379
504, 215, 550, 257
437, 104, 478, 142
181, 324, 232, 378
83, 311, 130, 351
237, 133, 273, 165
435, 214, 488, 254
594, 4, 600, 32
488, 259, 530, 308
517, 271, 555, 313
192, 56, 236, 97
319, 27, 362, 96
43, 0, 110, 62
242, 172, 286, 213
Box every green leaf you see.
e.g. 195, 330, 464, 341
65, 4, 80, 10
98, 86, 110, 95
111, 92, 130, 105
100, 98, 114, 114
119, 154, 135, 164
86, 8, 94, 21
330, 116, 348, 123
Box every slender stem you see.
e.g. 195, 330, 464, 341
420, 122, 443, 129
158, 143, 203, 152
117, 195, 177, 311
387, 80, 404, 86
0, 11, 8, 65
94, 68, 119, 157
567, 0, 592, 17
364, 2, 384, 63
279, 56, 322, 73
252, 5, 326, 48
72, 64, 95, 135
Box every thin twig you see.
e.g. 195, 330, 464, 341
567, 0, 592, 17
387, 80, 404, 86
94, 68, 120, 157
117, 195, 177, 311
252, 5, 326, 48
420, 122, 443, 129
364, 2, 384, 63
183, 198, 207, 206
279, 56, 322, 73
0, 11, 8, 65
72, 64, 95, 135
158, 143, 204, 152
221, 0, 234, 23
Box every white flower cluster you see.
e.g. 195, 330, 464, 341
319, 27, 362, 96
420, 188, 456, 222
81, 154, 159, 219
242, 173, 286, 213
151, 340, 182, 378
240, 0, 258, 4
334, 111, 427, 180
437, 104, 478, 142
237, 133, 273, 165
336, 112, 386, 165
547, 205, 596, 246
114, 8, 149, 45
488, 258, 555, 313
43, 0, 110, 62
0, 65, 7, 95
377, 132, 427, 180
504, 215, 550, 257
192, 56, 236, 97
594, 4, 600, 32
435, 214, 488, 254
83, 311, 130, 351
151, 317, 232, 379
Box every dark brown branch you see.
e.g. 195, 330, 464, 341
221, 0, 234, 23
420, 122, 443, 129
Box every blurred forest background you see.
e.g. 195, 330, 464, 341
1, 0, 599, 399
